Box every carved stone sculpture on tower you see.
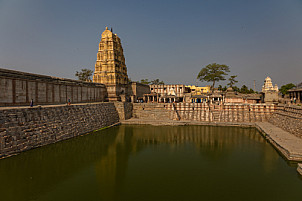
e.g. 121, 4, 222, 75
93, 27, 129, 101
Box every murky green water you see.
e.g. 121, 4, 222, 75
0, 125, 302, 201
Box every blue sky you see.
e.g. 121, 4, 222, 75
0, 0, 301, 90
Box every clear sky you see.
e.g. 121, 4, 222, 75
0, 0, 301, 90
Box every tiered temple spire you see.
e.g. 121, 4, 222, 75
262, 76, 278, 92
93, 27, 129, 85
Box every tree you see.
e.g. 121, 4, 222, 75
227, 75, 238, 88
150, 79, 164, 85
218, 85, 227, 92
197, 63, 230, 92
140, 79, 151, 85
280, 83, 296, 95
238, 85, 254, 94
240, 85, 249, 94
75, 69, 93, 81
248, 88, 255, 94
232, 86, 240, 92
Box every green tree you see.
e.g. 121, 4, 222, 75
248, 88, 254, 94
227, 75, 238, 88
140, 79, 150, 85
150, 79, 164, 85
218, 85, 227, 92
280, 83, 296, 95
197, 63, 230, 92
232, 86, 239, 92
75, 69, 93, 81
240, 85, 249, 94
239, 85, 255, 94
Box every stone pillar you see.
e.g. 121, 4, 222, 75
119, 94, 125, 102
131, 95, 135, 103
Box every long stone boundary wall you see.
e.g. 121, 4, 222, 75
0, 68, 107, 106
268, 104, 302, 138
0, 102, 125, 159
133, 103, 275, 122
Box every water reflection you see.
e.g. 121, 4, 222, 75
0, 125, 301, 201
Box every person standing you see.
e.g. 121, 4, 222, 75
30, 99, 34, 107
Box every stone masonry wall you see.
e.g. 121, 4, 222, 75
114, 102, 133, 120
0, 103, 119, 158
268, 104, 302, 138
133, 103, 170, 120
133, 103, 275, 122
0, 68, 107, 106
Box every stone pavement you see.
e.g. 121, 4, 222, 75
256, 122, 302, 162
121, 118, 254, 127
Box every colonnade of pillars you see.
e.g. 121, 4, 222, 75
289, 91, 302, 103
191, 97, 222, 103
143, 96, 181, 103
151, 85, 184, 97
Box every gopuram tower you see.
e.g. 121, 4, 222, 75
93, 27, 129, 101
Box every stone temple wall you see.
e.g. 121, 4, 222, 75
0, 68, 107, 107
133, 103, 171, 120
132, 103, 275, 122
0, 103, 121, 158
268, 104, 302, 138
114, 102, 133, 120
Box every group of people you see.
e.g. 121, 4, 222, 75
290, 97, 297, 104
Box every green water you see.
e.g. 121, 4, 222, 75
0, 125, 302, 201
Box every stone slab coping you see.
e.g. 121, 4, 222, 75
121, 119, 254, 127
255, 122, 302, 162
0, 102, 110, 111
297, 164, 302, 176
